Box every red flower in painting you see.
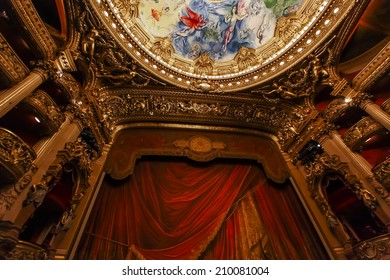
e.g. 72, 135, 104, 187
180, 7, 205, 30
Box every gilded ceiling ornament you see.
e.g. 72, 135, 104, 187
233, 47, 257, 71
194, 53, 214, 75
151, 37, 174, 62
112, 0, 139, 20
322, 98, 349, 122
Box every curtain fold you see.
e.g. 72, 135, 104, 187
75, 158, 327, 260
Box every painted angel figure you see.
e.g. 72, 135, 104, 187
221, 0, 248, 53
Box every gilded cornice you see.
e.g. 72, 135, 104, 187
87, 0, 357, 92
352, 39, 390, 91
0, 33, 29, 85
10, 0, 57, 59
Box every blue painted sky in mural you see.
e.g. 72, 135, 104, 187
139, 0, 303, 62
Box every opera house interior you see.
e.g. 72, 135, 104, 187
0, 0, 389, 260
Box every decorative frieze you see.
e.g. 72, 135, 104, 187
323, 98, 349, 122
341, 116, 384, 151
96, 91, 308, 141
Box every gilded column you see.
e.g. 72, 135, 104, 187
356, 98, 390, 131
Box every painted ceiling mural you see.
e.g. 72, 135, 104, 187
138, 0, 304, 62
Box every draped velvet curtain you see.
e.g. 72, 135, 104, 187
75, 157, 327, 260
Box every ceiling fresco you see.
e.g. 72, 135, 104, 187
90, 0, 356, 91
138, 0, 303, 62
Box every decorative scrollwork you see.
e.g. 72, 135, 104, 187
323, 98, 349, 122
252, 48, 331, 99
194, 53, 214, 75
233, 47, 257, 71
0, 128, 36, 176
151, 37, 174, 62
372, 158, 390, 189
353, 234, 390, 260
111, 0, 139, 20
64, 137, 96, 174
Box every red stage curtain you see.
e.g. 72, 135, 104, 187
75, 158, 327, 259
